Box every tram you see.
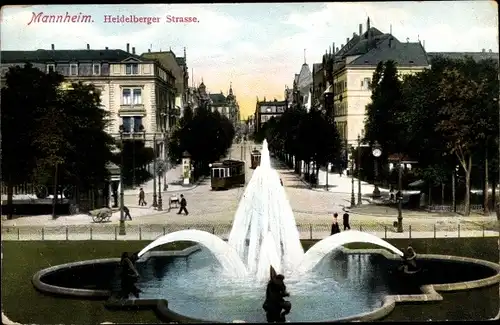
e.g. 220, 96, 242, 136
210, 159, 246, 190
250, 149, 261, 169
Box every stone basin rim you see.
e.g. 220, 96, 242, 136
31, 245, 500, 323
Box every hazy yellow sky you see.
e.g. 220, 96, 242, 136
2, 2, 498, 119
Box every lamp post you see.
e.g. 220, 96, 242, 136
357, 135, 362, 206
389, 155, 416, 233
157, 159, 165, 211
119, 126, 126, 236
164, 132, 169, 191
152, 134, 157, 208
350, 146, 356, 207
372, 141, 382, 199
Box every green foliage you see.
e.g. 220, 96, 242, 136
111, 141, 154, 187
167, 105, 235, 175
259, 108, 342, 168
364, 60, 404, 154
1, 64, 115, 198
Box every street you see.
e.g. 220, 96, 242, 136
1, 142, 498, 241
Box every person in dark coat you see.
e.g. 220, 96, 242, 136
177, 194, 189, 215
123, 206, 132, 220
343, 211, 351, 230
331, 213, 341, 235
138, 188, 146, 206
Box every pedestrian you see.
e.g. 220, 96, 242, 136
138, 188, 146, 206
123, 206, 132, 220
343, 211, 351, 230
177, 194, 189, 215
331, 213, 341, 235
280, 178, 283, 186
389, 186, 395, 202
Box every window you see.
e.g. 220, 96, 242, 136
266, 107, 271, 113
121, 116, 143, 133
213, 169, 220, 178
93, 64, 101, 75
132, 89, 142, 104
46, 64, 55, 73
362, 77, 371, 90
122, 88, 142, 105
125, 63, 139, 75
69, 63, 78, 76
122, 89, 131, 105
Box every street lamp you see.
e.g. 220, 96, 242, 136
357, 135, 362, 206
152, 134, 158, 208
372, 141, 382, 199
350, 145, 356, 207
118, 125, 126, 236
388, 155, 417, 233
156, 159, 165, 211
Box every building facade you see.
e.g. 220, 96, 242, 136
208, 83, 240, 125
140, 48, 189, 118
1, 43, 177, 159
254, 99, 287, 133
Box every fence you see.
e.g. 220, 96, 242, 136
1, 222, 498, 241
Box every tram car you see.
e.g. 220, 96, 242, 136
250, 149, 261, 169
210, 159, 246, 190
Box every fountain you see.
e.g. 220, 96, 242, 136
32, 139, 500, 323
137, 140, 403, 282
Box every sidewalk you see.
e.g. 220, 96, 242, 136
124, 164, 199, 195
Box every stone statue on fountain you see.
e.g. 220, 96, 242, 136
263, 266, 292, 323
119, 252, 142, 299
399, 246, 420, 274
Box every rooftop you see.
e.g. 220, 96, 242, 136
1, 49, 141, 63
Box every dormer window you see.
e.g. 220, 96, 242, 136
126, 63, 139, 75
46, 64, 55, 74
93, 63, 101, 75
69, 63, 78, 76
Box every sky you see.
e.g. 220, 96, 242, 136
1, 2, 498, 119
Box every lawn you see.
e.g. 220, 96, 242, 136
2, 238, 498, 324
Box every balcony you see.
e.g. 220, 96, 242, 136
119, 104, 145, 114
119, 125, 146, 141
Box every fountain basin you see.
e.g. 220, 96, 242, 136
32, 245, 500, 323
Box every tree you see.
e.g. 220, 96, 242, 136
168, 104, 235, 177
436, 57, 498, 216
1, 64, 63, 219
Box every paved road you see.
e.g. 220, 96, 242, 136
2, 142, 498, 240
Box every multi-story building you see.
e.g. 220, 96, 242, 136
254, 98, 287, 133
1, 43, 177, 160
320, 18, 429, 145
140, 48, 189, 118
208, 83, 240, 125
319, 19, 499, 146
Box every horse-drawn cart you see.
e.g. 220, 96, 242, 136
89, 208, 112, 223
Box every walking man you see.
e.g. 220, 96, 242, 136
343, 211, 351, 230
138, 188, 146, 206
331, 213, 341, 235
124, 206, 132, 220
177, 194, 189, 215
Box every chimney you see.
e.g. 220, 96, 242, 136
51, 44, 55, 50
332, 42, 335, 54
346, 37, 349, 44
148, 49, 151, 53
335, 47, 339, 53
105, 46, 109, 50
489, 49, 492, 53
126, 43, 130, 53
341, 44, 344, 49
359, 24, 362, 36
422, 40, 425, 49
86, 44, 90, 50
482, 48, 485, 52
132, 47, 136, 54
353, 32, 356, 38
